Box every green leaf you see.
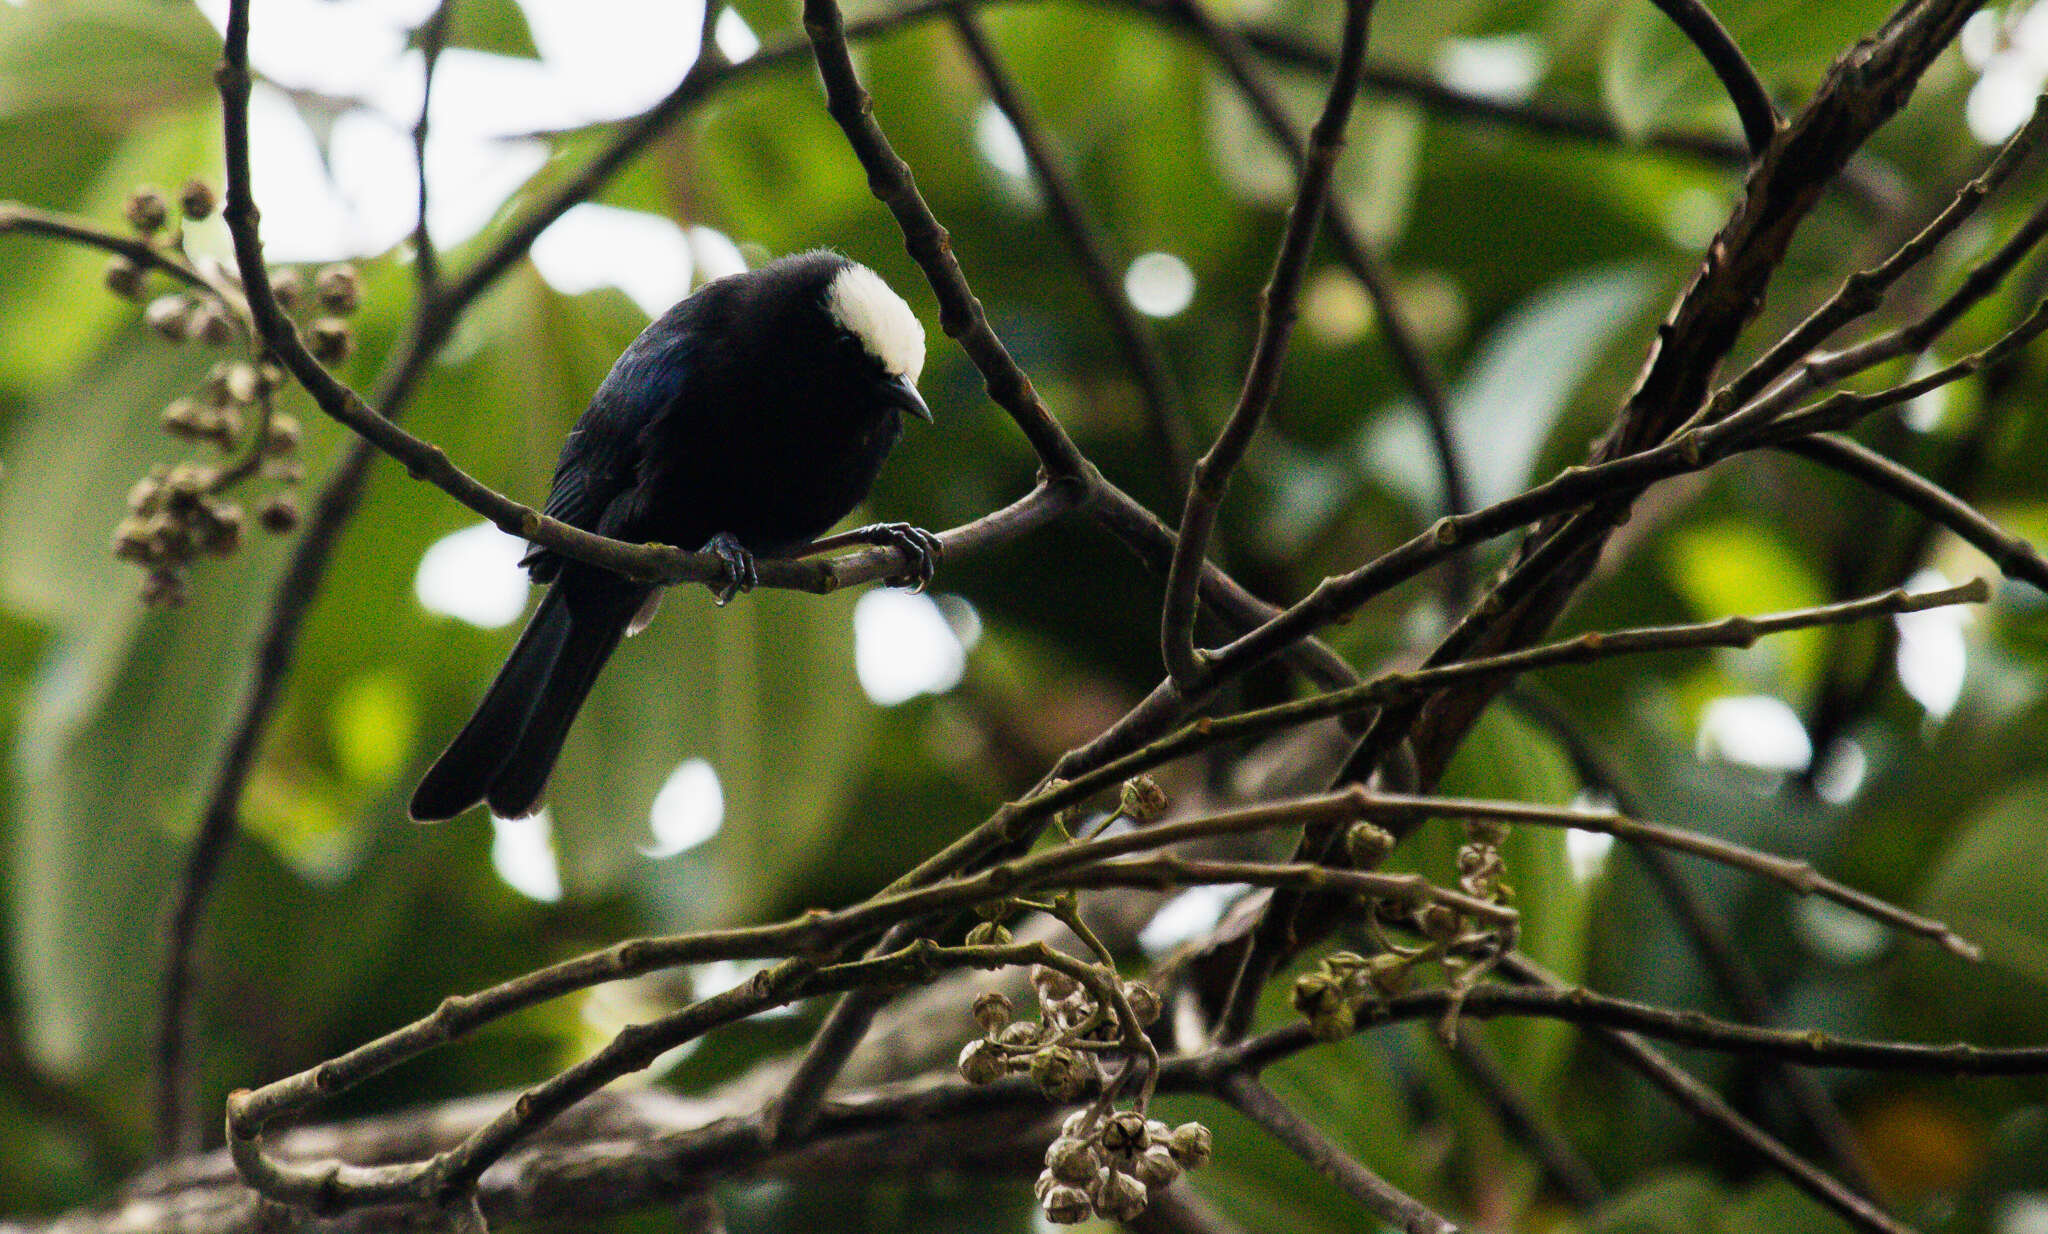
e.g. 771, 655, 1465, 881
1896, 778, 2048, 1049
417, 0, 540, 60
0, 0, 220, 121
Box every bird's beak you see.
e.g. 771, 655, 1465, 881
887, 373, 933, 424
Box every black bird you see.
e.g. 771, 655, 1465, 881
411, 250, 939, 822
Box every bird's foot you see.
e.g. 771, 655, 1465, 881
704, 532, 758, 606
852, 522, 943, 592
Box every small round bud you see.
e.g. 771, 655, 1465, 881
124, 187, 169, 235
103, 256, 145, 300
269, 269, 303, 311
145, 294, 193, 342
1031, 965, 1083, 1004
190, 304, 235, 346
1122, 981, 1161, 1027
1118, 774, 1167, 822
160, 398, 206, 440
956, 1038, 1005, 1086
256, 361, 288, 393
1044, 1136, 1099, 1184
219, 363, 260, 405
1292, 971, 1341, 1018
1167, 1122, 1212, 1170
1100, 1111, 1149, 1155
257, 493, 302, 535
1133, 1145, 1180, 1187
314, 263, 363, 314
972, 990, 1013, 1035
1345, 821, 1396, 867
1040, 1183, 1091, 1225
1417, 903, 1463, 943
996, 1020, 1042, 1049
308, 316, 354, 364
964, 920, 1011, 947
140, 566, 189, 608
126, 476, 163, 515
112, 517, 154, 564
1028, 1045, 1090, 1102
1312, 1000, 1357, 1042
179, 178, 217, 221
1146, 1119, 1171, 1144
263, 413, 302, 456
1060, 1109, 1094, 1140
1089, 1170, 1148, 1222
195, 501, 244, 557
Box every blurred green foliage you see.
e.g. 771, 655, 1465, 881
2, 0, 2047, 1229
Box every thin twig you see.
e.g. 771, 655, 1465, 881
1496, 957, 1919, 1234
949, 9, 1195, 494
1162, 0, 1378, 684
1168, 0, 1471, 603
409, 0, 452, 301
1508, 687, 1882, 1196
1219, 1073, 1460, 1234
1781, 434, 2048, 593
1443, 1026, 1604, 1208
1643, 0, 1780, 154
1714, 93, 2048, 421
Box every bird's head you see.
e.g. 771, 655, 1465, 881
820, 259, 931, 424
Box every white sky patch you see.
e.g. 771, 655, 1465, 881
1961, 4, 2048, 142
1697, 694, 1813, 773
689, 226, 749, 281
1125, 252, 1196, 318
1811, 738, 1869, 806
644, 758, 725, 858
1793, 898, 1889, 964
974, 101, 1032, 179
415, 522, 531, 629
490, 810, 563, 903
1896, 569, 1971, 720
190, 0, 706, 262
533, 204, 695, 317
1140, 883, 1248, 956
1902, 353, 1951, 432
1564, 829, 1615, 882
854, 590, 967, 705
1434, 35, 1544, 104
714, 8, 761, 63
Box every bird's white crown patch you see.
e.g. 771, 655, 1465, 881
826, 263, 926, 384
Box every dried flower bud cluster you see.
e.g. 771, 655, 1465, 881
1292, 949, 1415, 1041
102, 183, 345, 604
112, 464, 239, 606
1034, 1108, 1211, 1224
1458, 819, 1510, 904
955, 964, 1163, 1100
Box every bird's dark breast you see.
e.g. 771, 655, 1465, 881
630, 358, 905, 556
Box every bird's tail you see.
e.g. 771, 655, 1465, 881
410, 579, 640, 822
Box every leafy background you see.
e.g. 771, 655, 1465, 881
2, 0, 2047, 1230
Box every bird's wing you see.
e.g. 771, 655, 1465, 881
521, 327, 699, 579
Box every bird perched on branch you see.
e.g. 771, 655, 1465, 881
411, 250, 939, 822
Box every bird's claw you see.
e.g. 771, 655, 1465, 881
704, 532, 758, 606
854, 522, 943, 593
